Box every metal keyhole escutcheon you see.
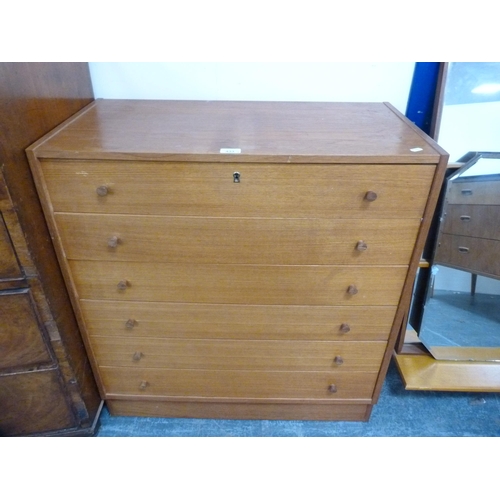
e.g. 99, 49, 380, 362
233, 172, 241, 183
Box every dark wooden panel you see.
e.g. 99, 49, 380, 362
0, 62, 94, 268
0, 289, 53, 371
0, 213, 23, 282
0, 369, 75, 436
0, 63, 101, 434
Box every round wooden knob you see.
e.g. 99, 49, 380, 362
364, 191, 378, 202
347, 285, 358, 295
356, 240, 368, 252
334, 356, 344, 365
117, 280, 130, 291
132, 351, 143, 362
328, 384, 338, 393
96, 185, 109, 197
108, 235, 120, 248
125, 318, 138, 329
139, 380, 148, 390
339, 323, 351, 334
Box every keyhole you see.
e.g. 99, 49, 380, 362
233, 172, 241, 183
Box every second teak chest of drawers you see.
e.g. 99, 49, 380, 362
435, 172, 500, 285
27, 100, 448, 421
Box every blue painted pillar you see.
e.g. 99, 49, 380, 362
405, 62, 441, 135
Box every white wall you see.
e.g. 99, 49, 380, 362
88, 63, 415, 113
437, 101, 500, 162
434, 266, 500, 295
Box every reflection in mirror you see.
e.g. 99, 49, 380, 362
418, 152, 500, 361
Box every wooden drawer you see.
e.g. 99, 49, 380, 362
101, 366, 378, 401
441, 204, 500, 241
55, 213, 421, 266
40, 160, 435, 219
80, 300, 397, 341
0, 289, 53, 371
447, 179, 500, 205
70, 261, 408, 306
435, 234, 500, 278
91, 337, 387, 372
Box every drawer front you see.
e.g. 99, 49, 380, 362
92, 337, 387, 371
41, 160, 435, 219
0, 214, 23, 283
55, 213, 421, 266
70, 261, 408, 306
80, 300, 397, 341
101, 366, 378, 401
441, 205, 500, 240
435, 234, 500, 278
447, 179, 500, 205
0, 289, 52, 370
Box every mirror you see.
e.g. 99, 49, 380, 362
418, 153, 500, 360
410, 62, 500, 362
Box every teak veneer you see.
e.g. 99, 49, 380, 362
27, 99, 448, 421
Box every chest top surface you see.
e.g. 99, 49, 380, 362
29, 100, 446, 164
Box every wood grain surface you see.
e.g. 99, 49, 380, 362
0, 63, 102, 435
101, 366, 378, 400
40, 160, 435, 218
90, 337, 386, 371
0, 369, 76, 435
106, 399, 372, 421
395, 353, 500, 392
69, 261, 408, 306
28, 100, 443, 163
0, 214, 23, 282
0, 290, 53, 370
55, 213, 421, 266
80, 300, 397, 341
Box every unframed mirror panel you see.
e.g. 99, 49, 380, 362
411, 63, 500, 362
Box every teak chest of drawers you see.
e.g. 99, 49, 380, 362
27, 100, 448, 421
